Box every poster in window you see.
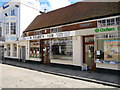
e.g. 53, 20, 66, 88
104, 40, 120, 62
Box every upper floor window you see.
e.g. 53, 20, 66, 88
11, 22, 16, 34
97, 17, 119, 27
6, 22, 9, 34
116, 17, 120, 25
35, 31, 42, 35
51, 27, 61, 33
11, 9, 15, 16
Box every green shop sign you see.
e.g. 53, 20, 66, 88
95, 27, 116, 33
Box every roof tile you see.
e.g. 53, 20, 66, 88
24, 2, 120, 32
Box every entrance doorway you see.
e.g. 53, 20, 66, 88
21, 46, 26, 62
41, 39, 50, 65
0, 46, 4, 61
83, 35, 96, 70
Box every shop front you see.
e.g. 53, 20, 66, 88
20, 17, 120, 71
75, 25, 119, 70
95, 32, 120, 70
21, 31, 75, 65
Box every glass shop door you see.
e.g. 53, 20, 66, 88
41, 39, 50, 65
83, 35, 96, 70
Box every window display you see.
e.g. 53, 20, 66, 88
30, 40, 41, 58
51, 37, 73, 60
95, 33, 120, 64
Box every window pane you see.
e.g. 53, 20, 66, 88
51, 28, 58, 33
111, 19, 115, 25
35, 31, 42, 35
30, 40, 41, 58
11, 9, 15, 16
98, 21, 102, 27
116, 17, 120, 25
101, 20, 106, 27
11, 22, 16, 34
6, 23, 9, 34
95, 33, 120, 64
51, 37, 73, 60
107, 19, 110, 26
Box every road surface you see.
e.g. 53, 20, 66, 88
0, 64, 115, 88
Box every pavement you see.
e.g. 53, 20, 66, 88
1, 59, 120, 88
1, 64, 114, 88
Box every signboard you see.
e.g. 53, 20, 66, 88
95, 27, 116, 33
79, 21, 97, 29
20, 31, 75, 41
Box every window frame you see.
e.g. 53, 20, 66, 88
11, 9, 15, 16
97, 17, 119, 27
6, 22, 9, 35
11, 22, 16, 34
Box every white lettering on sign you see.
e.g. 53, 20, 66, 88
20, 31, 75, 40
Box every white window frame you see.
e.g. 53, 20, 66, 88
97, 16, 120, 27
50, 27, 61, 33
6, 22, 9, 35
11, 22, 16, 34
11, 9, 15, 16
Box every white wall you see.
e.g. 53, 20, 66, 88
0, 0, 40, 41
18, 40, 28, 59
73, 36, 83, 66
19, 0, 40, 37
1, 0, 40, 59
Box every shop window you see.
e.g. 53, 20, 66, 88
85, 37, 94, 43
30, 40, 41, 58
95, 33, 120, 64
51, 37, 73, 60
11, 22, 16, 34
